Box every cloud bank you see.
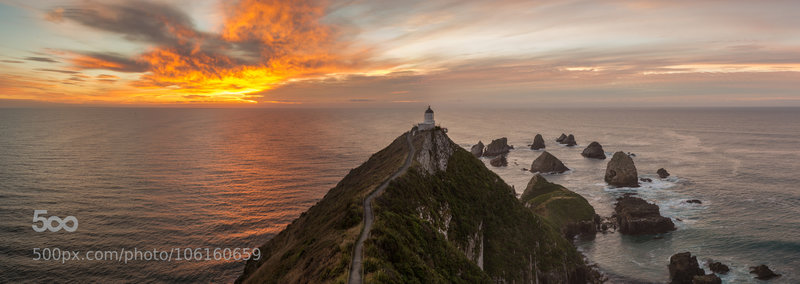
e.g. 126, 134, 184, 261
0, 0, 798, 106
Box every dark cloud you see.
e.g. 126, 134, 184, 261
1, 60, 24, 64
69, 52, 149, 72
53, 1, 196, 46
48, 1, 260, 67
25, 56, 59, 63
96, 74, 119, 83
35, 68, 80, 74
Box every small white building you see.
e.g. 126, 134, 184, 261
417, 106, 435, 131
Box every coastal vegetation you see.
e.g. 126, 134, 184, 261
238, 129, 597, 283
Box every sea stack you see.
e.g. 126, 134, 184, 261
562, 134, 577, 146
668, 252, 705, 284
750, 265, 781, 280
657, 168, 670, 179
490, 155, 508, 167
471, 141, 484, 157
556, 133, 567, 143
615, 195, 676, 235
581, 141, 606, 159
483, 137, 512, 157
708, 261, 730, 274
529, 151, 569, 174
530, 134, 545, 150
605, 151, 639, 187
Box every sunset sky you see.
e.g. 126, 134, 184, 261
1, 0, 799, 107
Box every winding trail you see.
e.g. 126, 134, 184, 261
348, 130, 415, 284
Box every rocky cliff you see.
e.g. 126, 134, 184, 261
237, 127, 597, 283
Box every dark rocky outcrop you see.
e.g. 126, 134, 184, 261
562, 134, 577, 146
614, 195, 675, 235
483, 137, 512, 157
470, 141, 484, 157
581, 141, 605, 159
490, 155, 508, 167
668, 252, 705, 284
686, 199, 702, 204
693, 274, 722, 284
556, 133, 567, 143
529, 151, 570, 174
530, 134, 545, 150
658, 168, 670, 179
708, 261, 730, 274
750, 264, 781, 280
596, 216, 617, 233
605, 151, 639, 187
640, 178, 653, 183
521, 174, 597, 239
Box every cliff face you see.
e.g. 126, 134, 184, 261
237, 128, 594, 283
414, 128, 455, 175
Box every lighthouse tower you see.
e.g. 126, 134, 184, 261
418, 106, 435, 131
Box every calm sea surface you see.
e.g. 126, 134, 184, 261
1, 107, 798, 283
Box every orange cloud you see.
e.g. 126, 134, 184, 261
71, 55, 125, 70
132, 0, 348, 103
52, 0, 356, 104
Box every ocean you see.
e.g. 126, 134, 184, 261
1, 107, 798, 283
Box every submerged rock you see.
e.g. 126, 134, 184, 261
686, 199, 702, 204
556, 133, 567, 143
470, 141, 484, 157
489, 155, 508, 167
483, 137, 512, 157
658, 168, 670, 179
750, 264, 781, 280
529, 151, 569, 174
562, 134, 577, 146
605, 151, 639, 187
614, 195, 675, 235
708, 261, 730, 274
693, 274, 721, 284
581, 141, 605, 159
668, 252, 705, 284
530, 134, 545, 150
640, 178, 653, 183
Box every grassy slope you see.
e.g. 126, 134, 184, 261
239, 129, 593, 283
521, 176, 596, 237
238, 133, 409, 284
363, 132, 589, 283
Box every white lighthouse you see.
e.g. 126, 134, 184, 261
417, 106, 435, 131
